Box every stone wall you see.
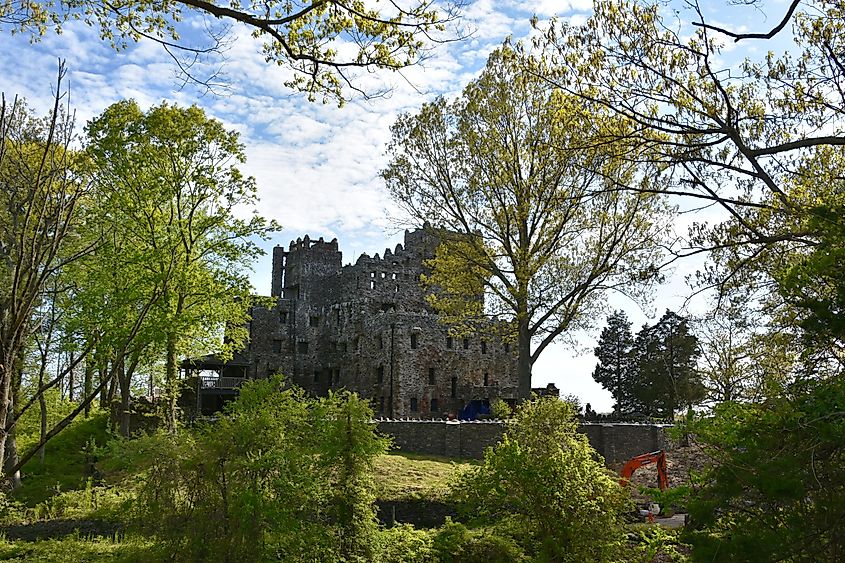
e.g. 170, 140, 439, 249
377, 420, 670, 463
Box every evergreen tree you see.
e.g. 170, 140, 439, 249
591, 310, 636, 414
632, 310, 703, 418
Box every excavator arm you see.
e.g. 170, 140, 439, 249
619, 450, 669, 491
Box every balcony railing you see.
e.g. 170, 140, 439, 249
199, 376, 245, 390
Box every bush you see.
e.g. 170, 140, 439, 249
376, 524, 435, 563
683, 377, 845, 562
432, 520, 526, 562
453, 397, 630, 561
112, 376, 389, 562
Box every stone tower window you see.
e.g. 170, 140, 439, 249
377, 366, 384, 384
309, 315, 319, 327
272, 339, 282, 353
378, 334, 384, 349
446, 336, 453, 349
504, 343, 511, 353
410, 333, 418, 349
481, 341, 487, 354
462, 338, 469, 350
484, 372, 489, 386
279, 311, 287, 324
451, 376, 458, 398
297, 341, 309, 354
430, 398, 439, 413
313, 370, 320, 383
410, 397, 418, 412
428, 367, 436, 385
380, 396, 385, 413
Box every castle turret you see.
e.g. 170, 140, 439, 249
283, 235, 342, 300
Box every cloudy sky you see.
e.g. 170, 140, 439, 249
2, 0, 780, 410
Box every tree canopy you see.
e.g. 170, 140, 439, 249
383, 47, 670, 398
1, 0, 460, 102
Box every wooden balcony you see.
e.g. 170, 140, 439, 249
199, 376, 245, 390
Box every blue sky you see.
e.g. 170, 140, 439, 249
3, 0, 789, 410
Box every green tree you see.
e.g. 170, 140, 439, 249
0, 66, 93, 481
631, 310, 703, 418
592, 309, 636, 414
453, 396, 630, 561
115, 377, 389, 562
2, 0, 458, 103
683, 376, 845, 561
383, 48, 669, 399
82, 99, 276, 433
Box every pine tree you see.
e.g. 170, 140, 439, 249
632, 310, 703, 418
591, 310, 636, 414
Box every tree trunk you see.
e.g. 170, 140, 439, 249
118, 358, 131, 437
68, 351, 75, 402
517, 314, 532, 401
165, 331, 178, 433
165, 292, 186, 433
38, 364, 47, 465
84, 360, 94, 418
4, 386, 22, 490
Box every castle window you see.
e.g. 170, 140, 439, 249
410, 397, 418, 412
272, 339, 282, 353
463, 338, 469, 350
391, 273, 397, 280
484, 372, 489, 386
370, 280, 375, 290
313, 370, 320, 383
446, 336, 453, 349
279, 312, 287, 324
297, 341, 309, 354
410, 333, 418, 349
504, 343, 511, 353
428, 367, 436, 385
451, 376, 458, 398
380, 396, 385, 413
430, 398, 439, 413
334, 369, 341, 386
371, 271, 376, 277
377, 366, 384, 384
394, 285, 399, 292
378, 334, 384, 349
381, 272, 386, 278
335, 309, 341, 323
309, 315, 319, 327
481, 341, 487, 354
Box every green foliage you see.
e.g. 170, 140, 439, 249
13, 411, 110, 507
631, 311, 704, 418
682, 377, 845, 562
112, 376, 389, 562
453, 397, 630, 561
0, 534, 163, 562
1, 0, 448, 104
384, 47, 670, 398
376, 525, 436, 563
432, 520, 527, 563
633, 527, 690, 563
592, 309, 636, 414
489, 398, 512, 420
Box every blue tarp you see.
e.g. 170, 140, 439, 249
459, 400, 491, 420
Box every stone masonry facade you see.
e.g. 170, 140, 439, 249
237, 227, 519, 418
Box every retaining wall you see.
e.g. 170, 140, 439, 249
376, 420, 670, 463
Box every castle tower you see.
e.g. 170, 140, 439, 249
282, 235, 342, 301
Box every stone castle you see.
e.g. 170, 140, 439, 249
189, 226, 520, 418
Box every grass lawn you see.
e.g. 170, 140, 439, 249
13, 412, 111, 508
373, 452, 476, 502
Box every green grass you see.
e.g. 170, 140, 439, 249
373, 452, 475, 502
13, 412, 111, 508
0, 535, 162, 562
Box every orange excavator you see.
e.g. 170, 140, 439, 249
619, 450, 669, 491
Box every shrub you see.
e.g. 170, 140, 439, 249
432, 519, 526, 562
453, 397, 630, 561
114, 376, 389, 562
376, 524, 435, 563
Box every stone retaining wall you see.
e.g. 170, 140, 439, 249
376, 420, 670, 463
